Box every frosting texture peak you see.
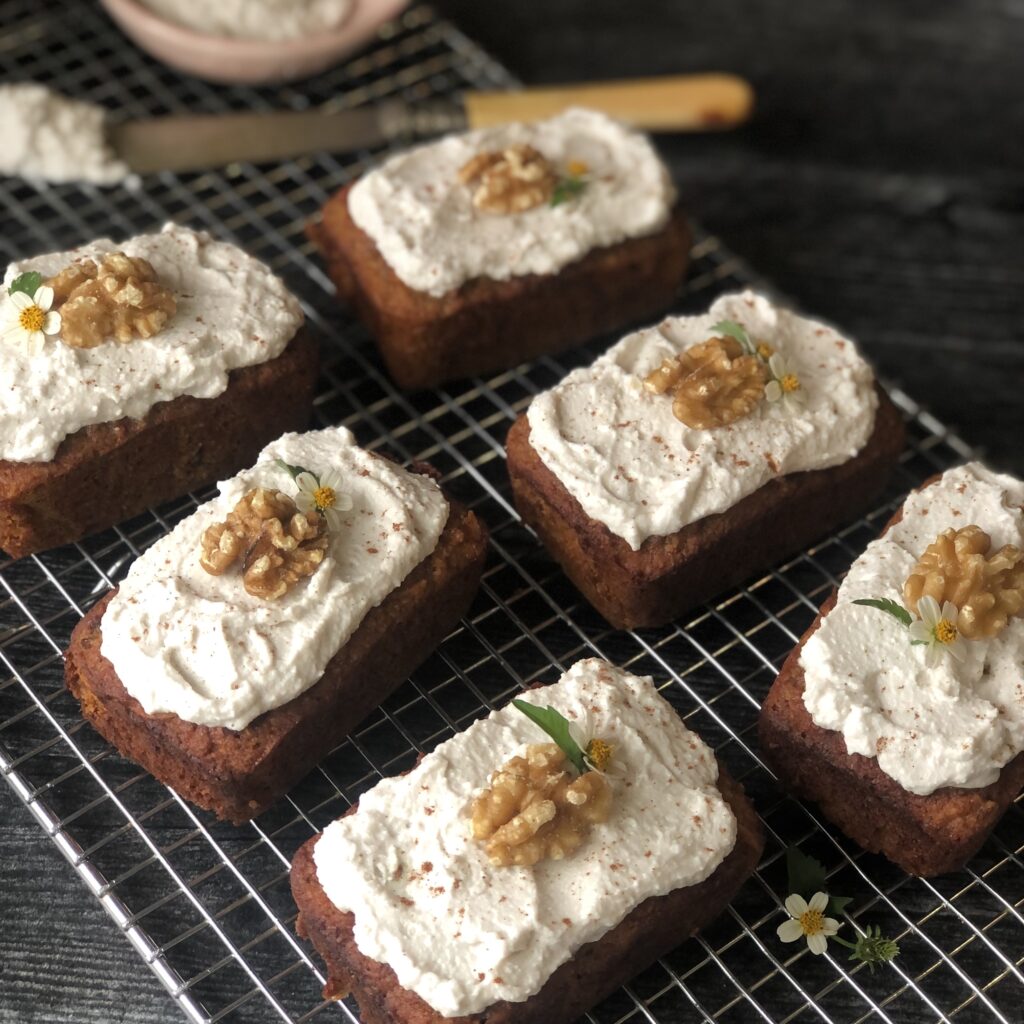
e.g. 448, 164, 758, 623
1, 224, 303, 463
100, 427, 449, 731
313, 658, 736, 1017
801, 463, 1024, 795
527, 291, 879, 550
347, 107, 675, 297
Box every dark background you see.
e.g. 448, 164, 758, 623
2, 1, 1022, 1021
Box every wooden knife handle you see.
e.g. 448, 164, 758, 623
462, 74, 754, 132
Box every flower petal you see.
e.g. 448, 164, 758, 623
765, 381, 782, 403
317, 469, 341, 489
822, 918, 840, 936
333, 491, 354, 513
917, 595, 941, 627
908, 620, 932, 643
324, 507, 345, 533
294, 471, 318, 492
294, 491, 314, 514
809, 892, 829, 913
42, 311, 61, 334
940, 600, 959, 624
769, 353, 786, 378
32, 285, 54, 310
784, 893, 808, 918
926, 643, 943, 668
806, 932, 828, 955
946, 637, 968, 663
777, 919, 804, 943
9, 291, 31, 310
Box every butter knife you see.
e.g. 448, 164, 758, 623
108, 74, 753, 175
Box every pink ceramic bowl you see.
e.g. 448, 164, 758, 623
99, 0, 410, 85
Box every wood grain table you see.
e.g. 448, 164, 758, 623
1, 1, 1022, 1022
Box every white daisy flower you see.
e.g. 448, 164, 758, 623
294, 469, 353, 533
777, 891, 840, 955
765, 353, 806, 410
909, 595, 967, 667
567, 710, 623, 780
3, 285, 60, 355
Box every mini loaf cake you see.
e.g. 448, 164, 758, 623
291, 658, 764, 1024
760, 463, 1024, 876
65, 425, 488, 823
0, 223, 317, 559
309, 107, 691, 390
506, 290, 906, 629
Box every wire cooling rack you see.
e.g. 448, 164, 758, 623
1, 3, 1021, 1023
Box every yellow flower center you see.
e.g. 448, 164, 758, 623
566, 159, 589, 177
781, 373, 801, 393
799, 908, 826, 936
19, 305, 45, 333
934, 618, 958, 645
312, 485, 336, 512
586, 738, 614, 773
757, 342, 775, 359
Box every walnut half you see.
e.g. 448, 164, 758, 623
470, 743, 612, 867
47, 251, 176, 348
644, 336, 766, 429
199, 488, 328, 601
904, 524, 1024, 639
458, 144, 557, 214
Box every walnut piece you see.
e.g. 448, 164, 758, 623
199, 487, 328, 600
644, 336, 766, 429
458, 144, 557, 214
47, 252, 176, 348
904, 524, 1024, 639
470, 743, 612, 867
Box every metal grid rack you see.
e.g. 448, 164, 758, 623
1, 3, 1020, 1022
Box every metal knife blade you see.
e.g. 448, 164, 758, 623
107, 98, 467, 175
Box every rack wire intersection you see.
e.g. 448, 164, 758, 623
0, 3, 1020, 1022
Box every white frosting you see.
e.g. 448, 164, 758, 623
0, 83, 131, 186
313, 658, 737, 1017
526, 291, 879, 550
140, 0, 352, 40
801, 463, 1024, 796
347, 107, 675, 297
100, 427, 449, 731
1, 223, 303, 464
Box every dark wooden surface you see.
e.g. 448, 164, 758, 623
2, 1, 1022, 1022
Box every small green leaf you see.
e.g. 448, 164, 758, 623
852, 597, 913, 628
275, 459, 313, 483
550, 176, 587, 208
786, 846, 827, 900
828, 894, 853, 917
9, 271, 43, 298
511, 699, 587, 774
710, 318, 754, 354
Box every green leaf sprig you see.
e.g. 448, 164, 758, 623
511, 700, 588, 774
550, 175, 588, 208
9, 271, 43, 299
785, 846, 899, 970
852, 597, 927, 645
275, 459, 315, 484
711, 318, 757, 356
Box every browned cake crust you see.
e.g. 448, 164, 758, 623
290, 767, 763, 1024
505, 386, 906, 630
308, 182, 692, 391
759, 485, 1024, 877
64, 492, 488, 824
0, 331, 319, 560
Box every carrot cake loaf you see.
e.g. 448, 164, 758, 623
291, 658, 763, 1024
0, 223, 317, 558
506, 290, 905, 628
65, 425, 488, 822
310, 107, 691, 390
760, 463, 1024, 875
